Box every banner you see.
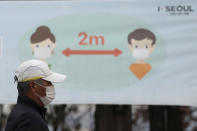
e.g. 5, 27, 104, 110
0, 0, 197, 106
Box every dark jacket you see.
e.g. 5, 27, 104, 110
5, 95, 49, 131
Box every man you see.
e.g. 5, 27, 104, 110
5, 59, 66, 131
127, 28, 156, 80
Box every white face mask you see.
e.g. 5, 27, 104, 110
132, 48, 150, 60
34, 82, 55, 106
34, 46, 51, 59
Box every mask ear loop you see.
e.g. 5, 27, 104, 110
33, 81, 47, 89
31, 81, 45, 99
33, 80, 55, 97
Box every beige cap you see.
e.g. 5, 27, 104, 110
15, 59, 66, 83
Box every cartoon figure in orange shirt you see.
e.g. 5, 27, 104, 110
128, 28, 156, 80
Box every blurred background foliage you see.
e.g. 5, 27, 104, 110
0, 105, 197, 131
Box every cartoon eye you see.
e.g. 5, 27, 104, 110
146, 45, 148, 48
135, 45, 138, 48
47, 45, 50, 48
36, 45, 39, 48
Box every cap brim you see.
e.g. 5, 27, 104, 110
42, 71, 66, 83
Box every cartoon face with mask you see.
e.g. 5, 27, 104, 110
128, 28, 156, 80
30, 26, 56, 65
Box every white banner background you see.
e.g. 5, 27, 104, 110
0, 0, 197, 106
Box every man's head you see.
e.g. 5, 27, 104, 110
128, 28, 156, 61
15, 59, 66, 106
16, 79, 53, 106
30, 26, 56, 60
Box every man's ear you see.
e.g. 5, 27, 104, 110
128, 44, 133, 52
150, 44, 155, 53
29, 81, 36, 93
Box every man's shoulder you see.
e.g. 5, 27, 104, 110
11, 103, 42, 120
6, 103, 49, 131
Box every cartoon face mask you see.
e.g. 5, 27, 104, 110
34, 46, 52, 59
128, 38, 155, 61
132, 48, 150, 60
31, 38, 56, 60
